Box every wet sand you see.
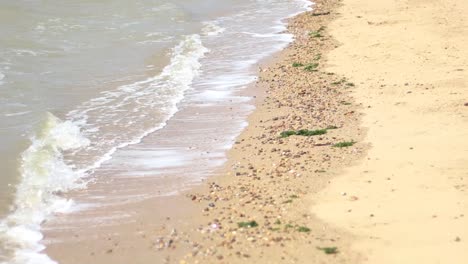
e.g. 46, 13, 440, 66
45, 0, 367, 263
45, 0, 468, 263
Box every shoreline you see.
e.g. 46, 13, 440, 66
42, 0, 468, 263
44, 0, 368, 263
2, 2, 310, 262
44, 0, 376, 262
41, 3, 320, 264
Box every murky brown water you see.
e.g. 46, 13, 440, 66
0, 0, 310, 262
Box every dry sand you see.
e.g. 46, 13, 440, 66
45, 0, 468, 263
313, 0, 468, 263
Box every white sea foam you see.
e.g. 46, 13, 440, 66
0, 34, 209, 264
12, 50, 40, 57
202, 21, 226, 36
0, 0, 312, 261
4, 111, 31, 117
0, 72, 4, 85
69, 34, 209, 171
0, 113, 90, 264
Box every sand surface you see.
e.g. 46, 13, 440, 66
44, 0, 468, 263
313, 0, 468, 263
46, 0, 366, 263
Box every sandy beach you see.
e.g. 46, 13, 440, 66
313, 0, 468, 263
43, 0, 468, 263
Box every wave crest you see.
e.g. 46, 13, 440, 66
0, 112, 89, 264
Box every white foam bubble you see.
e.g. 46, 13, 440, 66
12, 50, 40, 57
202, 21, 226, 36
0, 1, 312, 261
67, 34, 209, 170
0, 113, 89, 264
0, 72, 4, 85
4, 111, 32, 117
0, 34, 210, 262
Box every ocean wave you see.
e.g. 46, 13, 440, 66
3, 111, 31, 117
35, 18, 87, 35
202, 21, 226, 36
137, 32, 174, 45
0, 112, 90, 264
67, 34, 209, 172
0, 34, 210, 264
0, 0, 313, 261
11, 50, 41, 57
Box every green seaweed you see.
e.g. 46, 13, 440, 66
304, 63, 319, 72
292, 62, 304, 67
280, 129, 327, 138
238, 221, 258, 228
317, 247, 338, 254
309, 31, 323, 38
297, 226, 311, 233
333, 141, 356, 148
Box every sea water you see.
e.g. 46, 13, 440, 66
0, 0, 311, 263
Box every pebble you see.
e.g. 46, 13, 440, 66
154, 3, 366, 262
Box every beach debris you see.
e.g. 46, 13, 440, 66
332, 141, 356, 148
317, 246, 338, 254
297, 226, 311, 233
312, 11, 331, 17
304, 63, 320, 72
280, 129, 328, 138
210, 223, 219, 230
154, 237, 165, 250
148, 1, 366, 262
237, 221, 258, 228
